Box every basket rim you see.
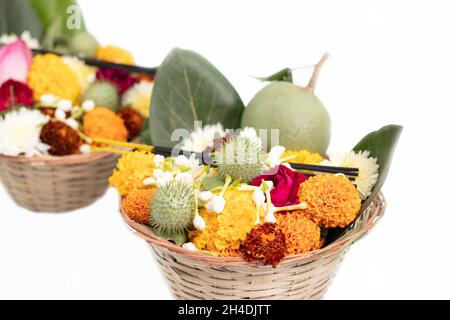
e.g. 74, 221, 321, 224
119, 192, 386, 266
0, 151, 115, 166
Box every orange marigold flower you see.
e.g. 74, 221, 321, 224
240, 223, 287, 267
122, 188, 157, 224
96, 45, 135, 65
109, 150, 155, 196
28, 54, 81, 101
298, 174, 361, 228
189, 190, 256, 256
275, 211, 322, 255
83, 107, 128, 142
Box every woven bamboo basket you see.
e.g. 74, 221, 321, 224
120, 192, 386, 300
0, 152, 120, 213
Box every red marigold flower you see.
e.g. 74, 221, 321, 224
251, 165, 308, 207
0, 80, 34, 112
240, 222, 287, 267
96, 67, 135, 94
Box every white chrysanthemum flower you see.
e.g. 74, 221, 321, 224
322, 150, 379, 200
122, 81, 153, 117
0, 31, 40, 49
0, 108, 50, 157
62, 56, 96, 88
181, 123, 225, 152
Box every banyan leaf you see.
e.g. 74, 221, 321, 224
0, 0, 44, 40
139, 118, 152, 145
149, 48, 245, 147
27, 0, 86, 36
353, 124, 402, 212
254, 67, 293, 83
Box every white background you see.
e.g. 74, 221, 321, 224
1, 0, 449, 299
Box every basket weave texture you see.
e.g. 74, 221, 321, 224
121, 193, 386, 300
0, 152, 119, 213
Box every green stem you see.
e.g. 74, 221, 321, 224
219, 175, 232, 197
70, 108, 85, 120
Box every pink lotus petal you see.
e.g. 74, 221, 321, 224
0, 40, 32, 86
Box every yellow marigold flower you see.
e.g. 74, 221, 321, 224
298, 174, 361, 228
110, 151, 156, 196
28, 54, 82, 101
190, 190, 256, 256
96, 45, 135, 65
122, 187, 157, 224
275, 211, 322, 255
282, 149, 324, 165
83, 107, 128, 142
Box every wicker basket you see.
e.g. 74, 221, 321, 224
0, 152, 120, 213
120, 193, 386, 300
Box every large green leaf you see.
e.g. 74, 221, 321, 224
0, 0, 44, 40
27, 0, 86, 36
149, 48, 245, 147
353, 124, 403, 212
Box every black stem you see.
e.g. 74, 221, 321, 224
30, 48, 157, 75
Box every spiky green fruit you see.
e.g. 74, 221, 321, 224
214, 136, 264, 183
83, 81, 119, 111
150, 181, 195, 237
68, 31, 99, 57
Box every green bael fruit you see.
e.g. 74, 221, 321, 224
83, 81, 119, 111
241, 54, 332, 155
150, 181, 195, 236
68, 31, 98, 57
214, 136, 264, 183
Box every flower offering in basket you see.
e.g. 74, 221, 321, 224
0, 30, 154, 212
110, 48, 402, 299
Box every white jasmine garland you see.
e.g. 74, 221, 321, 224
198, 191, 213, 203
182, 242, 197, 252
153, 154, 165, 168
57, 99, 72, 111
264, 203, 277, 223
174, 155, 191, 169
55, 108, 66, 121
205, 195, 226, 214
81, 100, 95, 112
0, 108, 50, 157
193, 213, 206, 231
79, 144, 91, 154
39, 94, 57, 106
142, 176, 156, 186
252, 188, 265, 207
175, 172, 194, 184
64, 118, 79, 130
